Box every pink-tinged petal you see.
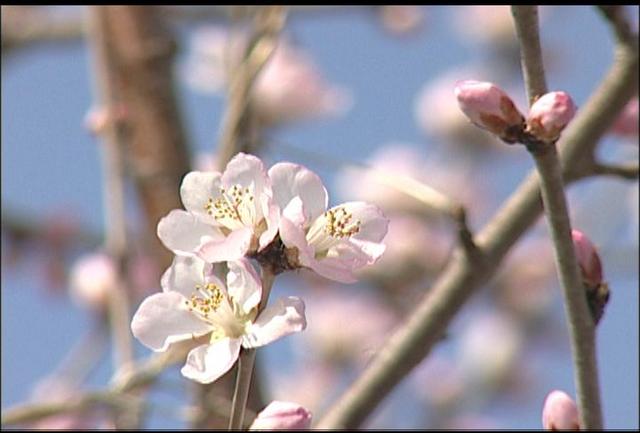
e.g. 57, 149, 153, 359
249, 401, 312, 430
349, 238, 387, 263
571, 230, 603, 287
197, 227, 253, 263
269, 162, 328, 221
527, 91, 576, 142
243, 297, 306, 348
180, 338, 242, 384
282, 196, 308, 227
160, 256, 225, 298
131, 292, 212, 352
542, 390, 580, 430
259, 201, 280, 251
180, 171, 222, 223
279, 199, 314, 261
226, 258, 262, 314
454, 80, 524, 141
306, 257, 358, 284
339, 201, 389, 243
221, 153, 270, 201
157, 210, 225, 256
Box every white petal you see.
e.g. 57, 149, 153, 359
160, 255, 205, 295
278, 199, 315, 262
306, 257, 358, 284
160, 255, 227, 299
227, 258, 262, 314
268, 162, 328, 221
180, 338, 242, 384
131, 292, 212, 352
258, 201, 280, 251
180, 171, 222, 223
157, 209, 225, 256
221, 153, 270, 202
243, 297, 306, 348
197, 227, 254, 263
339, 201, 389, 243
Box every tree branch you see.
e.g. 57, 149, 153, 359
513, 5, 604, 429
216, 6, 288, 169
316, 8, 638, 428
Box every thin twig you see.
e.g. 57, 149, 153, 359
88, 5, 135, 375
316, 10, 638, 428
216, 6, 288, 169
227, 267, 275, 430
1, 340, 197, 426
592, 162, 640, 179
512, 6, 605, 428
511, 6, 547, 104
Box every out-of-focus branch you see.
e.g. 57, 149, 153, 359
316, 8, 638, 429
216, 6, 288, 169
98, 6, 192, 271
592, 162, 640, 179
88, 5, 135, 378
513, 5, 604, 429
1, 338, 199, 427
1, 6, 362, 55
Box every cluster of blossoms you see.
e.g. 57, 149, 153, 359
131, 153, 388, 385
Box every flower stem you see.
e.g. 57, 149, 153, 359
227, 266, 275, 430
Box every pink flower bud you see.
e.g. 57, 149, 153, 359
610, 97, 639, 138
571, 230, 603, 288
527, 91, 576, 142
542, 390, 580, 430
249, 401, 312, 430
454, 80, 525, 142
69, 252, 118, 311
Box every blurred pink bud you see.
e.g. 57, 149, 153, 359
571, 230, 603, 288
249, 401, 312, 430
379, 6, 424, 36
69, 252, 117, 311
254, 43, 352, 125
542, 390, 580, 430
84, 104, 127, 136
610, 97, 639, 139
454, 80, 524, 142
527, 91, 576, 142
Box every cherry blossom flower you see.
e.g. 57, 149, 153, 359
131, 255, 306, 384
268, 162, 388, 283
542, 390, 581, 430
249, 401, 312, 430
157, 153, 279, 263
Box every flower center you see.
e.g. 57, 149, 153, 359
204, 184, 256, 230
306, 205, 361, 253
185, 283, 225, 320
